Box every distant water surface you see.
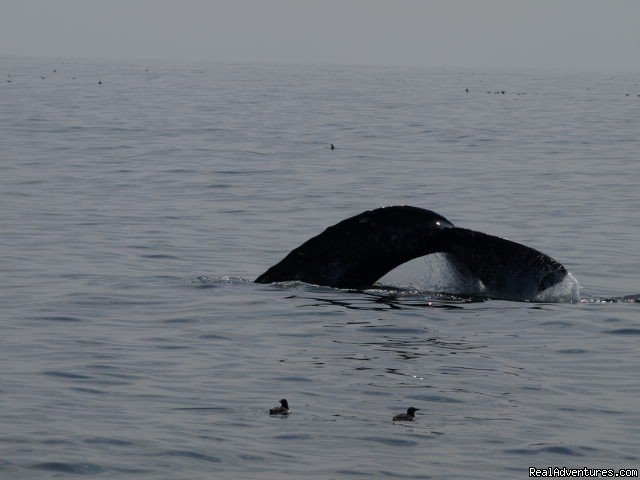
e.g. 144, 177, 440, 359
1, 57, 639, 479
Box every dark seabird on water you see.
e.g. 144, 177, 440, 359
330, 144, 335, 150
269, 398, 289, 415
393, 407, 420, 422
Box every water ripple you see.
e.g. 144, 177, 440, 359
504, 445, 586, 457
43, 371, 93, 380
159, 450, 222, 463
29, 462, 107, 475
603, 328, 640, 335
360, 437, 418, 447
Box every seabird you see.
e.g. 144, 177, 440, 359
393, 407, 420, 422
269, 398, 289, 415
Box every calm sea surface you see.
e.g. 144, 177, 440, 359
1, 57, 639, 479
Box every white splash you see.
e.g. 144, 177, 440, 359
534, 271, 580, 303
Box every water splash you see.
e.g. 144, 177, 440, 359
191, 275, 252, 288
580, 293, 640, 304
535, 272, 580, 303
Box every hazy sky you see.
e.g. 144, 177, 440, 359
2, 0, 639, 70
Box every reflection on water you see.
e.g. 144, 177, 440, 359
288, 291, 472, 312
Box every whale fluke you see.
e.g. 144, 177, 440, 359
256, 206, 453, 288
255, 206, 575, 302
434, 227, 569, 300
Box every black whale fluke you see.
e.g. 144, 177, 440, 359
255, 206, 571, 301
435, 227, 569, 300
256, 206, 453, 289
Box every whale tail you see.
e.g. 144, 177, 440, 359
255, 206, 453, 289
434, 227, 570, 300
255, 206, 574, 302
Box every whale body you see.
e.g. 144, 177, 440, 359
255, 206, 578, 302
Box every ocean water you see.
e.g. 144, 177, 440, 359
1, 57, 639, 479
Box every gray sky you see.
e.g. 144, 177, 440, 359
2, 0, 639, 70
